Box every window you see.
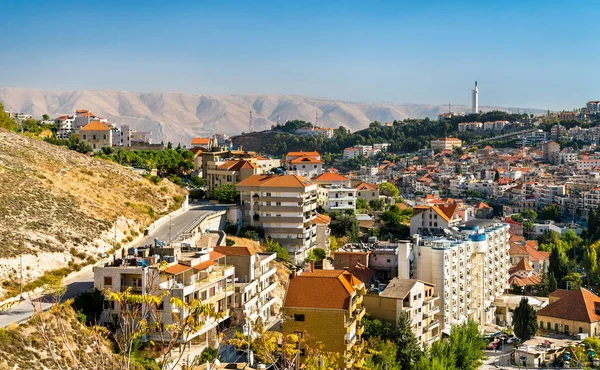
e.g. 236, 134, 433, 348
579, 327, 584, 334
554, 323, 559, 331
83, 135, 87, 140
266, 192, 272, 197
540, 321, 543, 329
387, 259, 391, 263
547, 322, 551, 330
294, 314, 305, 322
93, 135, 96, 140
104, 277, 112, 286
276, 202, 281, 206
103, 134, 106, 140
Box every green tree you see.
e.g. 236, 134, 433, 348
364, 337, 401, 370
513, 297, 538, 341
330, 213, 359, 240
356, 198, 370, 211
189, 176, 206, 188
42, 114, 50, 121
549, 246, 569, 283
548, 273, 558, 293
521, 209, 538, 220
447, 320, 486, 370
379, 182, 399, 198
263, 237, 289, 262
210, 184, 239, 204
0, 103, 17, 131
540, 204, 561, 222
561, 272, 582, 290
588, 203, 600, 242
369, 198, 385, 211
395, 313, 422, 368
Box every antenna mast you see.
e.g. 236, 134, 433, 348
315, 111, 319, 128
249, 110, 253, 132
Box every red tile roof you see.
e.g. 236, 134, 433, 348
214, 246, 256, 256
164, 264, 192, 275
284, 270, 362, 310
237, 174, 315, 188
537, 288, 600, 323
80, 121, 110, 131
313, 173, 349, 182
192, 137, 211, 145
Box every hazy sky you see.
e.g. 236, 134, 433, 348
2, 0, 598, 110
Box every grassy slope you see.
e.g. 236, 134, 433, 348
0, 129, 186, 294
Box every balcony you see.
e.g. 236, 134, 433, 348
356, 323, 364, 336
427, 320, 440, 330
425, 306, 440, 317
354, 306, 366, 320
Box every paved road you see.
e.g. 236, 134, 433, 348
135, 203, 226, 247
0, 202, 224, 328
0, 270, 95, 327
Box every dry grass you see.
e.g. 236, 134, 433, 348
0, 130, 186, 294
0, 304, 120, 370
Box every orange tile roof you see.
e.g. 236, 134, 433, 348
312, 214, 331, 224
348, 263, 376, 284
549, 289, 572, 300
313, 173, 349, 182
509, 274, 542, 287
192, 137, 211, 145
237, 174, 314, 188
286, 151, 320, 157
192, 260, 217, 271
537, 288, 600, 323
214, 246, 256, 256
354, 182, 377, 191
209, 251, 225, 260
79, 120, 110, 131
509, 258, 534, 274
284, 270, 362, 310
164, 263, 192, 275
289, 156, 324, 164
217, 160, 258, 171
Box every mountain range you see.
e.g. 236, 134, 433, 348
0, 87, 546, 144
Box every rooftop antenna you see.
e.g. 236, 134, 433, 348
277, 115, 281, 126
449, 103, 451, 114
315, 111, 319, 128
249, 110, 253, 132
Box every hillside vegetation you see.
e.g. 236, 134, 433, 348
0, 304, 120, 370
0, 129, 186, 297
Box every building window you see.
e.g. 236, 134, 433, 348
103, 134, 106, 140
104, 277, 112, 286
540, 321, 543, 329
294, 314, 305, 322
579, 327, 583, 334
554, 323, 559, 331
83, 135, 86, 140
547, 322, 551, 330
93, 135, 96, 140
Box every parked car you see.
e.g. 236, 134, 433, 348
487, 341, 499, 350
507, 337, 520, 344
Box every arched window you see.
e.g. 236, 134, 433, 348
540, 321, 544, 329
547, 322, 551, 330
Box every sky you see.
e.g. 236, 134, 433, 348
1, 0, 599, 110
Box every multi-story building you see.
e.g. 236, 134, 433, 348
313, 173, 357, 213
542, 141, 561, 163
205, 159, 260, 194
518, 130, 547, 147
73, 109, 105, 131
213, 246, 278, 329
363, 278, 440, 348
576, 159, 600, 171
551, 124, 567, 139
284, 151, 323, 178
533, 184, 566, 208
55, 115, 75, 138
237, 174, 319, 264
312, 213, 331, 252
409, 216, 511, 332
430, 138, 462, 151
191, 137, 216, 150
343, 147, 360, 160
587, 101, 600, 115
94, 247, 234, 349
558, 111, 577, 122
354, 181, 380, 201
410, 204, 461, 236
283, 269, 366, 369
200, 149, 258, 183
79, 121, 112, 150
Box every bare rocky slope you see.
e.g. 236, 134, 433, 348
0, 129, 186, 298
0, 87, 546, 144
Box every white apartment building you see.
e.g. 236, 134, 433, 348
587, 101, 600, 114
343, 147, 360, 160
94, 248, 235, 348
284, 151, 323, 178
55, 115, 75, 138
466, 180, 498, 197
430, 138, 462, 151
373, 143, 390, 152
582, 187, 600, 213
313, 173, 357, 213
237, 174, 319, 264
213, 246, 278, 330
533, 184, 566, 208
577, 159, 600, 171
411, 220, 510, 332
410, 204, 461, 236
458, 121, 483, 131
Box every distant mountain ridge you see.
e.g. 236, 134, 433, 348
0, 87, 547, 144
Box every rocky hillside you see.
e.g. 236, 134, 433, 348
0, 129, 186, 298
0, 304, 119, 370
0, 87, 547, 144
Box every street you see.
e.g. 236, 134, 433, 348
0, 202, 222, 328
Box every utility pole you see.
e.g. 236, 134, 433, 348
19, 253, 24, 301
168, 215, 172, 245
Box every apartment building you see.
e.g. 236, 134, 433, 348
343, 147, 360, 160
79, 121, 112, 150
191, 137, 216, 150
363, 278, 440, 348
312, 213, 331, 251
55, 115, 75, 138
410, 203, 461, 236
542, 141, 560, 163
200, 149, 258, 183
533, 184, 566, 208
237, 174, 319, 264
73, 109, 105, 131
551, 124, 567, 139
213, 246, 278, 329
282, 269, 366, 369
313, 173, 357, 213
354, 181, 380, 201
430, 138, 462, 151
205, 159, 260, 194
576, 159, 600, 171
284, 151, 323, 178
94, 247, 234, 349
410, 217, 510, 332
